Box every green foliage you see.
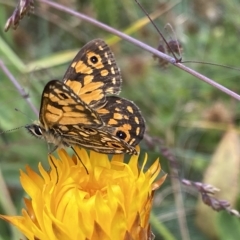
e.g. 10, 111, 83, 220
217, 212, 240, 240
0, 0, 240, 240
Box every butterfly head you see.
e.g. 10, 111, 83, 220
25, 120, 70, 150
25, 121, 45, 140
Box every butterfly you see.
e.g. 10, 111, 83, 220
26, 39, 145, 155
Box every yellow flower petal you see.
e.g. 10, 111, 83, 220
0, 146, 166, 240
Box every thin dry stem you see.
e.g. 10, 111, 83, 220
0, 60, 38, 116
4, 0, 240, 101
36, 0, 240, 101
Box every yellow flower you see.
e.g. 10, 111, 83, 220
0, 147, 166, 240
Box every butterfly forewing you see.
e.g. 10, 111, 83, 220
39, 80, 103, 129
63, 39, 122, 109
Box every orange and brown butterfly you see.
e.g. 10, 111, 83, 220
26, 39, 145, 155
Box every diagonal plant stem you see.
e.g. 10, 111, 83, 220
38, 0, 240, 101
0, 60, 38, 116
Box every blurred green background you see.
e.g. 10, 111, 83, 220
0, 0, 240, 239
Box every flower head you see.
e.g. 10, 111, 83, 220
1, 147, 166, 240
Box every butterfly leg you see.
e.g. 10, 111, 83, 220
71, 146, 89, 174
49, 154, 59, 184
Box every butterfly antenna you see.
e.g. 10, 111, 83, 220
15, 108, 34, 121
49, 155, 59, 184
71, 147, 89, 175
0, 108, 35, 134
134, 0, 179, 62
0, 126, 25, 134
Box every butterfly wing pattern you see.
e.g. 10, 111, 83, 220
97, 96, 145, 149
26, 39, 145, 155
63, 39, 122, 109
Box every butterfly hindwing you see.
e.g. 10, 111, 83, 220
63, 39, 122, 109
97, 96, 145, 147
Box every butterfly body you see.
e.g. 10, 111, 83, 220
27, 39, 145, 155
